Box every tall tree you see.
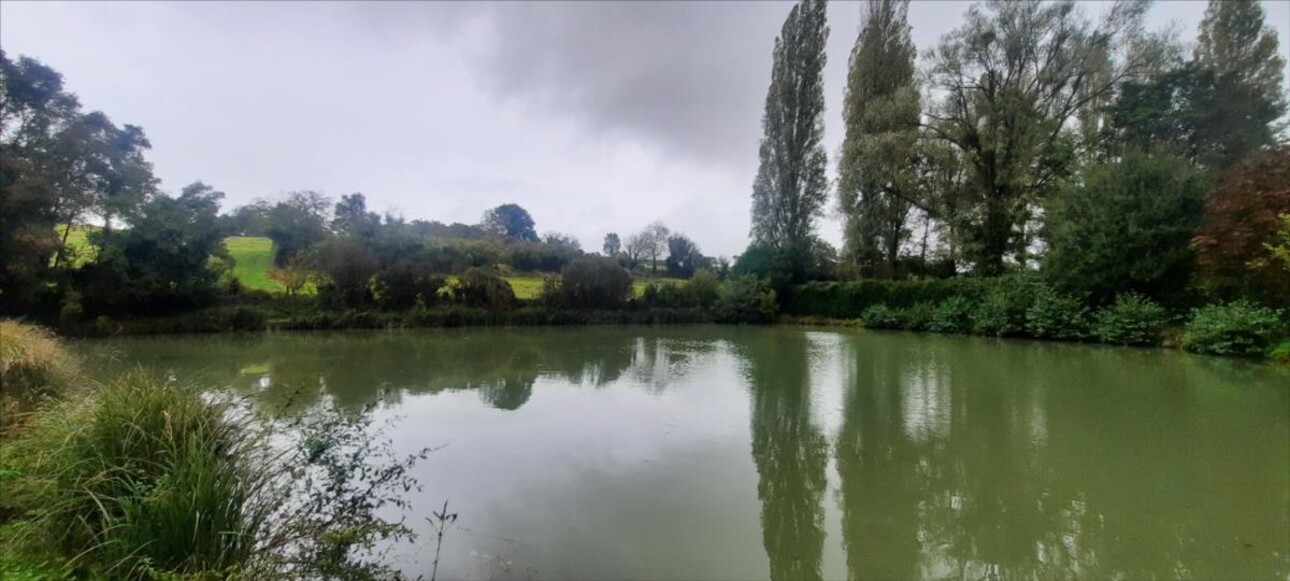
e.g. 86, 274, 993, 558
641, 221, 670, 274
750, 0, 830, 266
331, 193, 380, 240
1193, 0, 1286, 171
837, 0, 919, 278
265, 191, 330, 266
602, 232, 621, 257
481, 203, 539, 242
925, 0, 1161, 275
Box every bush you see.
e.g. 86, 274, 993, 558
972, 278, 1036, 337
861, 304, 902, 330
452, 267, 516, 310
715, 276, 778, 324
686, 270, 721, 308
929, 296, 976, 334
552, 258, 633, 309
315, 239, 379, 309
1025, 287, 1091, 340
1181, 301, 1285, 357
1269, 340, 1290, 363
786, 278, 986, 319
374, 261, 447, 310
900, 302, 935, 331
1093, 293, 1168, 346
0, 320, 76, 437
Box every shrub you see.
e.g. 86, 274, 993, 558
1181, 301, 1285, 357
715, 276, 778, 324
1025, 287, 1091, 340
374, 261, 447, 310
315, 239, 379, 309
928, 296, 975, 334
786, 278, 986, 319
1093, 293, 1168, 346
554, 258, 633, 309
972, 278, 1037, 337
452, 267, 516, 310
900, 302, 935, 331
862, 304, 902, 330
0, 320, 76, 437
1270, 340, 1290, 363
686, 270, 721, 308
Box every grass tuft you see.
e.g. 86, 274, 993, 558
0, 321, 77, 437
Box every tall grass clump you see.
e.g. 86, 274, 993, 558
1, 371, 430, 579
0, 320, 77, 436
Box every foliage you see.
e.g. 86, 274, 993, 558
928, 296, 975, 334
451, 268, 516, 311
1042, 151, 1207, 305
268, 252, 315, 297
1181, 301, 1285, 357
542, 258, 633, 310
750, 0, 830, 265
784, 277, 985, 319
899, 302, 935, 332
480, 203, 538, 242
838, 0, 920, 278
1193, 0, 1287, 171
1266, 214, 1290, 272
714, 276, 778, 324
0, 371, 429, 579
924, 0, 1162, 275
971, 278, 1036, 337
664, 234, 706, 278
1093, 293, 1168, 346
374, 261, 446, 310
1025, 287, 1091, 340
602, 233, 621, 258
1192, 147, 1290, 306
315, 239, 379, 309
685, 270, 720, 308
860, 304, 901, 330
0, 320, 76, 437
264, 192, 330, 267
74, 182, 228, 314
1270, 340, 1290, 364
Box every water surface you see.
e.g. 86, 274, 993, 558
79, 326, 1290, 580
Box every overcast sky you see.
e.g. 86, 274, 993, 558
2, 1, 1287, 256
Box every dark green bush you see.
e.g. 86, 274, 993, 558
228, 306, 268, 331
374, 261, 447, 310
900, 302, 935, 331
1181, 301, 1285, 357
550, 258, 633, 309
686, 270, 721, 308
929, 296, 975, 334
786, 278, 985, 319
452, 267, 516, 310
715, 276, 778, 324
1025, 287, 1091, 340
1093, 293, 1168, 346
1271, 340, 1290, 363
861, 304, 902, 329
971, 278, 1036, 337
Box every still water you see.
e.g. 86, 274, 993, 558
79, 326, 1290, 580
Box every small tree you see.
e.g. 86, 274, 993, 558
603, 233, 622, 258
268, 253, 314, 297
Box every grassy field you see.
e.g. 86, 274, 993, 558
72, 233, 682, 299
224, 236, 281, 292
54, 226, 98, 267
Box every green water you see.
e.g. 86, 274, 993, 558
78, 326, 1290, 580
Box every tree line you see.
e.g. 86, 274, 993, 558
744, 0, 1287, 310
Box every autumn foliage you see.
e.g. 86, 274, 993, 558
1192, 146, 1290, 305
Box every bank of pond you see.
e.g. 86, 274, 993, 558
2, 321, 1288, 579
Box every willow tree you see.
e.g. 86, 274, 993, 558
750, 0, 830, 266
924, 0, 1162, 275
838, 0, 919, 278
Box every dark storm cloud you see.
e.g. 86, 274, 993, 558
462, 2, 793, 167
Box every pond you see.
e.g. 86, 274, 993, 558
78, 326, 1290, 580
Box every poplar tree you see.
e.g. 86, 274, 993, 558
1194, 0, 1286, 171
750, 0, 830, 261
837, 0, 919, 278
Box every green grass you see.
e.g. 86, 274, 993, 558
52, 226, 97, 267
224, 236, 280, 292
